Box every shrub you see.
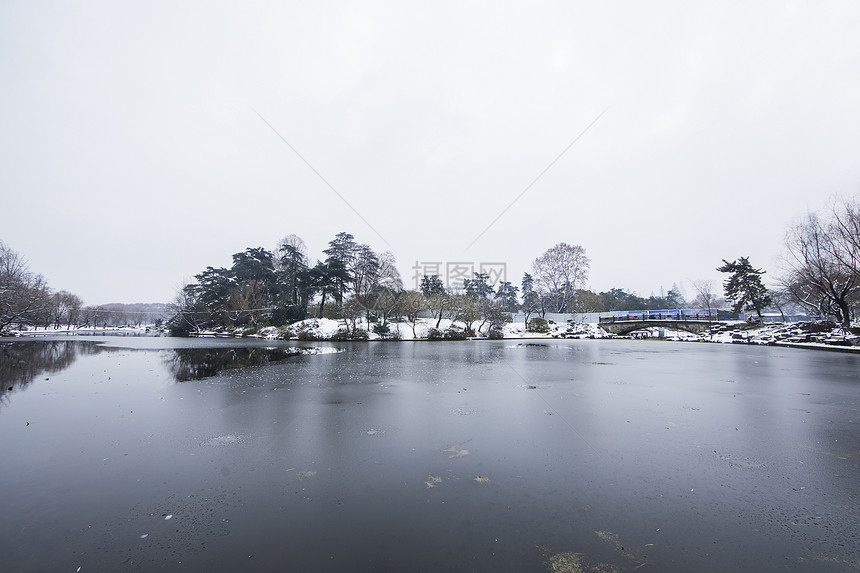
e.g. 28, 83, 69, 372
297, 330, 319, 341
331, 327, 370, 341
527, 317, 550, 333
385, 328, 401, 340
330, 328, 352, 341
443, 327, 468, 340
373, 323, 402, 340
167, 319, 193, 337
487, 327, 505, 339
426, 328, 443, 340
372, 323, 391, 336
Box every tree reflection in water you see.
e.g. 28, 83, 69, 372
0, 341, 102, 406
165, 347, 304, 381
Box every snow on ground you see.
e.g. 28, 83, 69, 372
9, 317, 859, 352
12, 325, 151, 336
247, 317, 609, 341
703, 321, 860, 349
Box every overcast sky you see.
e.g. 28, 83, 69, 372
2, 1, 859, 305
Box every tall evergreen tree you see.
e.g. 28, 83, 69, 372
420, 274, 447, 328
495, 281, 520, 312
463, 272, 493, 300
717, 257, 772, 318
228, 247, 278, 325
323, 232, 358, 305
666, 284, 685, 309
521, 273, 541, 325
420, 275, 445, 298
311, 258, 351, 316
276, 238, 310, 320
191, 267, 235, 319
231, 247, 276, 285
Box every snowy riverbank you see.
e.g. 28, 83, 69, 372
8, 319, 859, 353
189, 317, 609, 342
11, 325, 152, 336
192, 317, 860, 352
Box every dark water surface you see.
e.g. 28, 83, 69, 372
1, 337, 858, 572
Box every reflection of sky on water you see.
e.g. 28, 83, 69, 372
0, 338, 857, 572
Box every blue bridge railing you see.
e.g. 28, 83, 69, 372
598, 309, 730, 323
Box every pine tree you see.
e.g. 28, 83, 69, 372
463, 272, 493, 300
717, 257, 772, 318
666, 284, 685, 309
494, 281, 520, 312
521, 273, 541, 324
323, 232, 358, 305
420, 275, 447, 328
420, 275, 445, 298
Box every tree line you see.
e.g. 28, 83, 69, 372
0, 241, 168, 334
170, 236, 736, 337
170, 233, 402, 335
169, 236, 600, 337
165, 231, 810, 338
6, 195, 860, 336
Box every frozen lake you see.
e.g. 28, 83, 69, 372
1, 336, 858, 572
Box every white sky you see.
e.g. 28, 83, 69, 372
2, 1, 859, 305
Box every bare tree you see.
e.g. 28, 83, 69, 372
780, 210, 859, 327
167, 289, 205, 335
51, 291, 83, 329
475, 299, 511, 335
341, 297, 366, 336
828, 197, 860, 278
224, 282, 270, 327
450, 294, 481, 337
0, 241, 53, 333
531, 243, 590, 313
276, 234, 308, 264
397, 291, 428, 338
768, 288, 795, 323
377, 251, 403, 292
691, 279, 718, 321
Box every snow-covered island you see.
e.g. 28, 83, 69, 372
173, 316, 860, 353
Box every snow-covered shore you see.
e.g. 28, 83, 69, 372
8, 319, 859, 353
192, 317, 860, 353
10, 325, 152, 336
193, 317, 609, 342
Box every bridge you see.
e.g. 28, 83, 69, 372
598, 318, 722, 335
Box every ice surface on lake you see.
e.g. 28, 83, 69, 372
203, 434, 243, 447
